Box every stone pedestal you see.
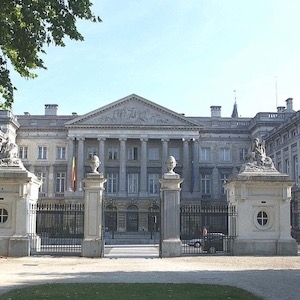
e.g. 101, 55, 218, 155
226, 166, 297, 256
81, 173, 106, 257
159, 172, 183, 257
0, 167, 41, 257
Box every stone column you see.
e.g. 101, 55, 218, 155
159, 156, 183, 257
98, 137, 106, 174
139, 138, 148, 197
161, 138, 169, 174
77, 137, 85, 191
118, 138, 127, 197
82, 172, 106, 257
192, 139, 200, 193
67, 137, 75, 191
182, 138, 190, 192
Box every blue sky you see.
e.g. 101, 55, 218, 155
10, 0, 300, 117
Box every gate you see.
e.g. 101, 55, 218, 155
104, 201, 160, 246
180, 204, 237, 255
30, 203, 84, 255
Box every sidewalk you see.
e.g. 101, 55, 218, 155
0, 251, 300, 300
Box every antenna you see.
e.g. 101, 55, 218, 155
275, 76, 278, 109
233, 89, 237, 103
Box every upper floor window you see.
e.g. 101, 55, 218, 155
200, 147, 211, 162
239, 148, 248, 162
108, 146, 118, 160
220, 174, 229, 195
201, 174, 211, 194
291, 129, 297, 137
220, 148, 231, 162
169, 147, 180, 161
128, 173, 139, 194
37, 172, 47, 193
19, 146, 28, 159
106, 173, 118, 194
128, 147, 138, 161
55, 172, 66, 193
38, 146, 47, 160
87, 146, 98, 159
56, 146, 66, 160
148, 148, 159, 160
0, 208, 8, 223
148, 174, 159, 194
284, 158, 290, 174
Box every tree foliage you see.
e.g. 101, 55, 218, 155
0, 0, 101, 110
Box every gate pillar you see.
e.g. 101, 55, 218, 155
159, 156, 183, 257
225, 138, 298, 256
82, 167, 106, 257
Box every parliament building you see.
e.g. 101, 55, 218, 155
13, 94, 300, 233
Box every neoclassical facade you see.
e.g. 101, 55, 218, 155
13, 94, 300, 232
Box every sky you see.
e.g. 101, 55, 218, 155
9, 0, 300, 118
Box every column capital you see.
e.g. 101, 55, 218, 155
119, 137, 127, 142
161, 138, 170, 142
97, 137, 106, 141
182, 138, 191, 143
77, 137, 85, 141
67, 136, 76, 141
140, 138, 148, 142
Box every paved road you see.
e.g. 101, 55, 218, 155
0, 246, 300, 300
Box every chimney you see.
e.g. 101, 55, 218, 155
285, 98, 293, 112
210, 106, 221, 118
45, 104, 58, 116
23, 112, 30, 116
277, 106, 285, 113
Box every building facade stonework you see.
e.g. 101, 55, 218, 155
12, 94, 300, 233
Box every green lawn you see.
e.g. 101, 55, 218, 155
0, 283, 262, 299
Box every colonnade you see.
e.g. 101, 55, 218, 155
66, 136, 200, 195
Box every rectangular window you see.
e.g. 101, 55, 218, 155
19, 146, 28, 159
55, 172, 66, 193
128, 173, 139, 194
37, 172, 46, 193
239, 148, 248, 161
220, 148, 231, 162
285, 158, 290, 174
293, 155, 298, 181
108, 146, 118, 160
56, 146, 66, 160
201, 174, 211, 194
200, 147, 211, 161
87, 146, 98, 158
38, 146, 47, 160
148, 148, 159, 160
128, 147, 138, 160
107, 173, 118, 193
277, 162, 282, 172
169, 148, 180, 161
148, 174, 159, 194
220, 174, 229, 195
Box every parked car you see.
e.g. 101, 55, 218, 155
187, 233, 225, 253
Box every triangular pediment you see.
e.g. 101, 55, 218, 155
66, 94, 200, 127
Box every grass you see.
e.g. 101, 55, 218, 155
0, 283, 262, 299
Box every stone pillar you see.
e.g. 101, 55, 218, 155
161, 138, 169, 174
77, 137, 85, 191
226, 166, 297, 256
0, 168, 41, 257
98, 137, 106, 174
67, 137, 75, 191
182, 138, 190, 192
139, 138, 148, 197
192, 139, 200, 193
118, 138, 127, 197
159, 156, 183, 257
82, 172, 106, 257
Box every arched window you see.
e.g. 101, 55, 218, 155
126, 205, 139, 232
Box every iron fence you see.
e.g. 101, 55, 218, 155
180, 204, 237, 255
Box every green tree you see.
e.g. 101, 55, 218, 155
0, 0, 101, 110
